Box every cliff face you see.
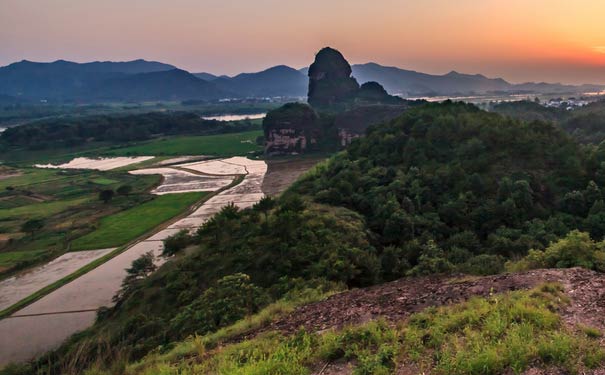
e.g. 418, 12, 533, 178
307, 47, 360, 108
264, 47, 410, 155
263, 103, 321, 155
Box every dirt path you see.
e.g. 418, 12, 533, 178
238, 268, 605, 340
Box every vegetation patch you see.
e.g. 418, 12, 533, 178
0, 250, 47, 268
507, 230, 605, 272
71, 192, 206, 250
74, 284, 605, 375
90, 178, 120, 186
0, 168, 160, 275
102, 130, 263, 157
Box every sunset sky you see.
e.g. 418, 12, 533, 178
1, 0, 604, 84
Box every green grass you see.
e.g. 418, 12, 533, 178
1, 130, 262, 165
0, 250, 47, 267
109, 284, 605, 375
102, 131, 263, 157
0, 197, 90, 221
403, 283, 603, 374
91, 178, 119, 185
71, 192, 206, 250
0, 168, 66, 190
0, 196, 39, 209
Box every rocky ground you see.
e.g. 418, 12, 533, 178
264, 268, 605, 336
232, 268, 605, 374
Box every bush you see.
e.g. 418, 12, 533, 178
162, 230, 193, 257
507, 230, 605, 272
459, 254, 505, 275
99, 189, 114, 203
117, 185, 133, 195
169, 273, 269, 337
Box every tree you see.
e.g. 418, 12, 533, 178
99, 189, 115, 203
254, 196, 276, 221
21, 219, 44, 237
163, 230, 192, 257
117, 185, 133, 196
113, 251, 157, 303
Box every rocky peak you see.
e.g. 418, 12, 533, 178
307, 47, 360, 108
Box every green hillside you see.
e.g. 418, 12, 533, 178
8, 102, 605, 375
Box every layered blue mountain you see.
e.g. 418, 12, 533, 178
209, 65, 308, 98
350, 63, 604, 96
91, 69, 227, 101
1, 58, 602, 102
0, 60, 225, 101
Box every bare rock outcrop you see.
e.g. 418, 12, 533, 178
308, 47, 360, 108
263, 103, 321, 155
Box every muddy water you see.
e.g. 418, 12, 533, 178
129, 167, 233, 195
0, 157, 267, 366
0, 311, 97, 364
0, 248, 114, 311
34, 156, 154, 171
202, 113, 266, 121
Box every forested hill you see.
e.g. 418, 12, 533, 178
292, 101, 604, 259
15, 102, 605, 375
492, 99, 605, 144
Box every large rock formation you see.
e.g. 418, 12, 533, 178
263, 103, 321, 155
308, 47, 360, 108
264, 47, 413, 155
357, 82, 402, 105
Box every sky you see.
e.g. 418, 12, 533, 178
1, 0, 605, 84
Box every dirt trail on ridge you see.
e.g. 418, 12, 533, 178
241, 268, 605, 340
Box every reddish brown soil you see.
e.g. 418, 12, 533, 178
261, 157, 324, 196
240, 268, 605, 343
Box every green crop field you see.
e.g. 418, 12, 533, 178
70, 192, 206, 250
0, 250, 47, 268
91, 178, 120, 185
0, 167, 161, 274
0, 130, 263, 165
103, 130, 263, 157
0, 197, 90, 221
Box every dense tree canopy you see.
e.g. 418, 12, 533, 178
492, 99, 605, 144
0, 111, 259, 150
293, 102, 604, 267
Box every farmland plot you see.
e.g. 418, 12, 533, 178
129, 168, 233, 195
35, 156, 154, 171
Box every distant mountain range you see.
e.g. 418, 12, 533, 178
209, 65, 308, 98
1, 58, 603, 103
349, 63, 605, 97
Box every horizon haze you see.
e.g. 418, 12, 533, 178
1, 0, 605, 85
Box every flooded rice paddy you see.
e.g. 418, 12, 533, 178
0, 248, 115, 312
0, 156, 267, 365
35, 156, 154, 171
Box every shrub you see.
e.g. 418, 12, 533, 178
162, 230, 192, 257
117, 185, 133, 195
507, 230, 605, 272
459, 254, 505, 275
